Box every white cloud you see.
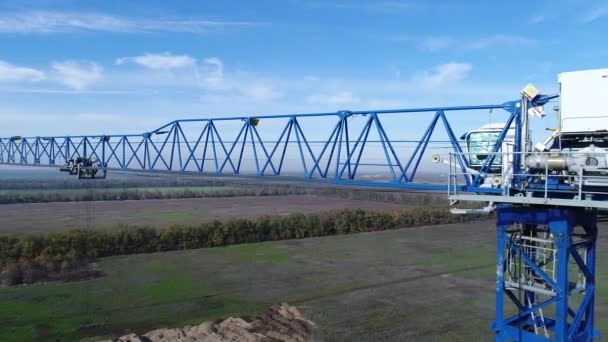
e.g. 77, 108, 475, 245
0, 60, 45, 82
0, 11, 254, 34
0, 62, 537, 136
311, 1, 420, 13
51, 61, 103, 90
528, 14, 545, 24
117, 52, 196, 70
369, 1, 419, 12
580, 4, 608, 23
203, 58, 281, 101
468, 34, 537, 49
308, 91, 360, 106
419, 36, 454, 51
1, 111, 168, 136
389, 34, 537, 51
192, 57, 228, 92
202, 57, 224, 84
241, 84, 282, 101
166, 57, 282, 102
418, 62, 472, 88
90, 55, 282, 103
0, 87, 142, 95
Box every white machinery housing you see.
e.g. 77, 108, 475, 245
559, 68, 608, 136
454, 68, 608, 190
522, 69, 608, 186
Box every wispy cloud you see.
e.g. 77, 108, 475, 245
528, 14, 545, 24
305, 1, 420, 13
0, 10, 254, 34
169, 57, 283, 102
51, 61, 103, 90
361, 1, 419, 12
198, 57, 225, 88
0, 57, 526, 136
580, 4, 608, 23
0, 60, 45, 82
307, 91, 360, 106
241, 84, 283, 101
418, 36, 455, 52
468, 34, 537, 49
390, 34, 538, 51
116, 52, 196, 70
0, 87, 145, 95
417, 62, 472, 88
1, 111, 169, 137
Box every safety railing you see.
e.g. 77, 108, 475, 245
504, 229, 559, 296
447, 151, 608, 209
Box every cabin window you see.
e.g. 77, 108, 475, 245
466, 131, 502, 168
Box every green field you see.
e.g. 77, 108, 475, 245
1, 220, 605, 341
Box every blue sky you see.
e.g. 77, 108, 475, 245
0, 0, 607, 137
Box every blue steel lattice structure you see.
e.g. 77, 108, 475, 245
0, 102, 518, 191
493, 205, 599, 341
0, 91, 603, 341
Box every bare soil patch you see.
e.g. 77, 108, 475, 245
105, 303, 314, 342
0, 195, 408, 233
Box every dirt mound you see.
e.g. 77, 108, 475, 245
104, 303, 315, 342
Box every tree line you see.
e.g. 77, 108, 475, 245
0, 207, 478, 285
0, 175, 224, 190
0, 186, 308, 204
0, 182, 447, 207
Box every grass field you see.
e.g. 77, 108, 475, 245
1, 220, 606, 341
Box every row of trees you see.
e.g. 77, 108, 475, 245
0, 182, 447, 206
316, 188, 445, 206
0, 186, 308, 204
0, 174, 226, 190
0, 208, 478, 285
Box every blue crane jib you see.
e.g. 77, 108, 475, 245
1, 102, 520, 189
2, 68, 608, 341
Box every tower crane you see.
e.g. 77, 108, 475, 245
2, 68, 607, 341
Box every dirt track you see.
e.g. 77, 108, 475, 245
0, 195, 408, 233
